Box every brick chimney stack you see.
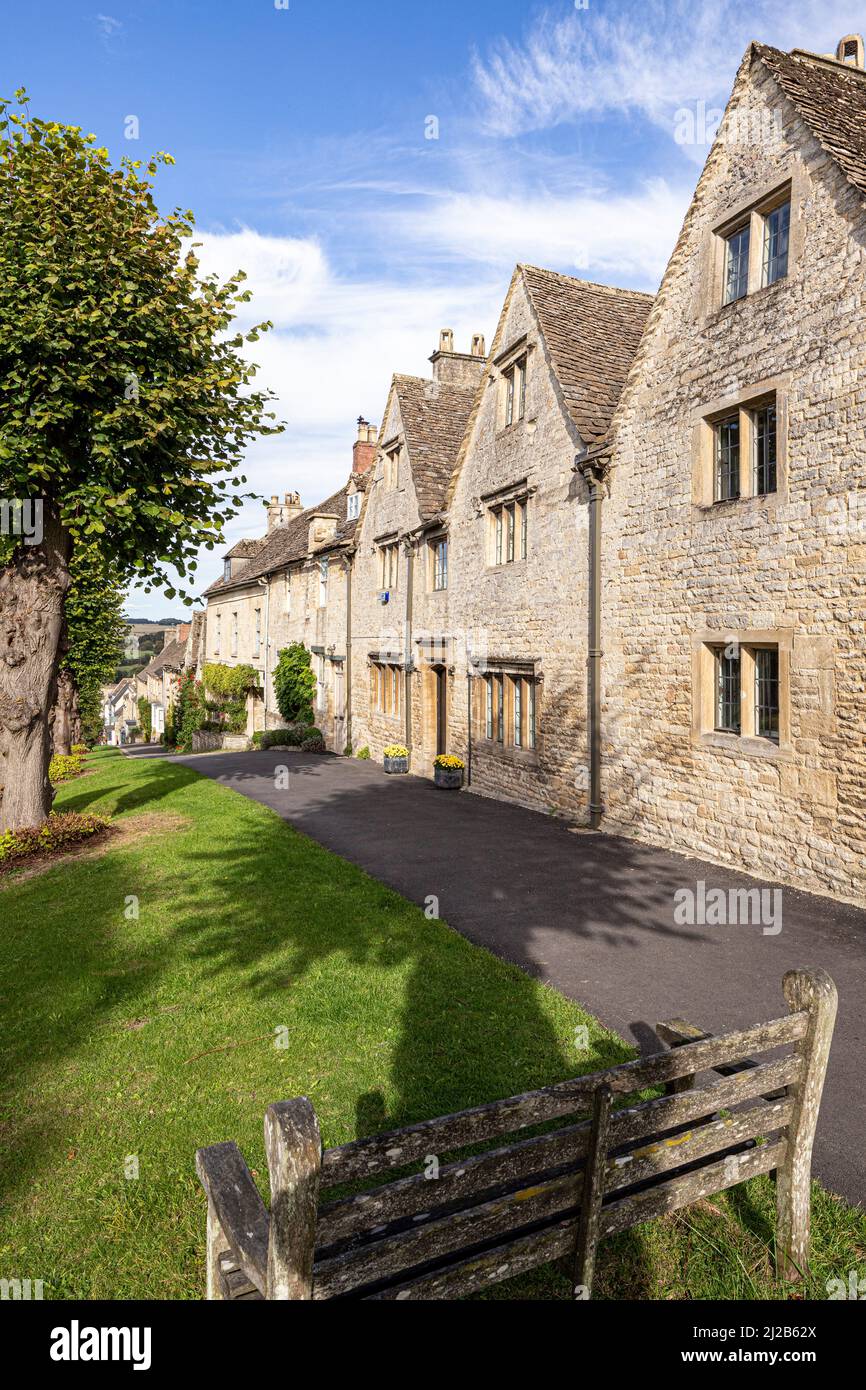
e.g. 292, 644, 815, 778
352, 417, 378, 475
429, 329, 488, 388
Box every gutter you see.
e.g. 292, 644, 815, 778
577, 451, 607, 831
258, 577, 270, 723
346, 554, 353, 753
404, 538, 414, 754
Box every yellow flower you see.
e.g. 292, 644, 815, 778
434, 754, 464, 770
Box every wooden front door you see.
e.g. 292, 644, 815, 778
434, 666, 447, 756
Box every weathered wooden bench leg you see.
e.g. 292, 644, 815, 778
204, 1196, 227, 1301
573, 1084, 612, 1300
776, 968, 837, 1282
265, 1098, 322, 1300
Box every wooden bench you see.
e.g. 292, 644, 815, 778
195, 967, 836, 1300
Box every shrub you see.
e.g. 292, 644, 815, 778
251, 730, 264, 748
356, 746, 371, 760
260, 723, 309, 749
301, 735, 326, 753
0, 812, 110, 869
174, 672, 207, 752
273, 644, 316, 725
201, 663, 260, 699
71, 743, 88, 755
49, 753, 85, 785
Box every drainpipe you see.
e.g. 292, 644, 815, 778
466, 670, 473, 787
579, 456, 605, 830
404, 538, 414, 756
258, 577, 270, 728
345, 554, 353, 754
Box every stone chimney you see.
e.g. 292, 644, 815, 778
267, 491, 303, 532
837, 34, 865, 67
429, 329, 488, 388
352, 417, 379, 475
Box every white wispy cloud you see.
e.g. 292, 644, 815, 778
395, 179, 684, 284
472, 0, 860, 138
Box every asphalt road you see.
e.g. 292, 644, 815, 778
151, 746, 866, 1207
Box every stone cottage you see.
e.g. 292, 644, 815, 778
597, 36, 866, 902
438, 267, 653, 813
200, 423, 374, 746
348, 334, 484, 765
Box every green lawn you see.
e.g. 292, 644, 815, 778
0, 748, 862, 1300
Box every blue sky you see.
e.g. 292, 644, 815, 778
3, 0, 859, 616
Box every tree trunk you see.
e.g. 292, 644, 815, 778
52, 667, 75, 756
71, 687, 81, 748
52, 668, 75, 757
0, 502, 72, 832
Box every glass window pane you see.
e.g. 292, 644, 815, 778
505, 371, 514, 426
514, 678, 522, 747
495, 510, 503, 565
714, 415, 740, 501
755, 648, 780, 741
496, 676, 504, 742
762, 202, 790, 287
528, 681, 536, 748
715, 648, 741, 733
753, 402, 777, 495
518, 359, 526, 419
723, 223, 750, 304
485, 677, 493, 739
506, 505, 515, 562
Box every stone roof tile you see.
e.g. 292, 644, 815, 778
392, 374, 477, 520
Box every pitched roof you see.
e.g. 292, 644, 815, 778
520, 265, 654, 447
755, 43, 866, 198
392, 374, 477, 520
202, 477, 367, 598
139, 638, 186, 677
226, 537, 267, 559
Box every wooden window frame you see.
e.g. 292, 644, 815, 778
379, 542, 400, 592
430, 537, 448, 592
694, 383, 787, 512
476, 672, 538, 753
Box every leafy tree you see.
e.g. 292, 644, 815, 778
0, 91, 280, 829
54, 547, 127, 753
137, 696, 152, 742
273, 644, 316, 725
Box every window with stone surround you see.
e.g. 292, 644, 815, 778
488, 497, 527, 566
214, 611, 221, 655
384, 446, 400, 490
347, 491, 361, 521
371, 661, 401, 718
695, 631, 789, 752
479, 669, 537, 751
430, 536, 448, 591
231, 611, 238, 658
254, 607, 262, 659
714, 183, 792, 307
318, 557, 329, 608
701, 389, 781, 507
378, 541, 400, 591
503, 355, 527, 427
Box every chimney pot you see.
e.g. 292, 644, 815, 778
471, 333, 486, 358
439, 328, 454, 353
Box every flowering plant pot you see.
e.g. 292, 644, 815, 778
383, 745, 409, 775
433, 755, 464, 789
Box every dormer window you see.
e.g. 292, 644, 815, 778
347, 491, 361, 521
223, 559, 231, 582
384, 447, 400, 490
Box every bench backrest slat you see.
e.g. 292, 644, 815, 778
320, 1011, 807, 1189
312, 1094, 792, 1300
316, 1052, 801, 1249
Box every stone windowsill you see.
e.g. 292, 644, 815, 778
697, 729, 792, 761
474, 738, 540, 768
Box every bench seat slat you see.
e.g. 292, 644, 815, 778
313, 1097, 791, 1299
316, 1053, 802, 1248
320, 1012, 807, 1188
